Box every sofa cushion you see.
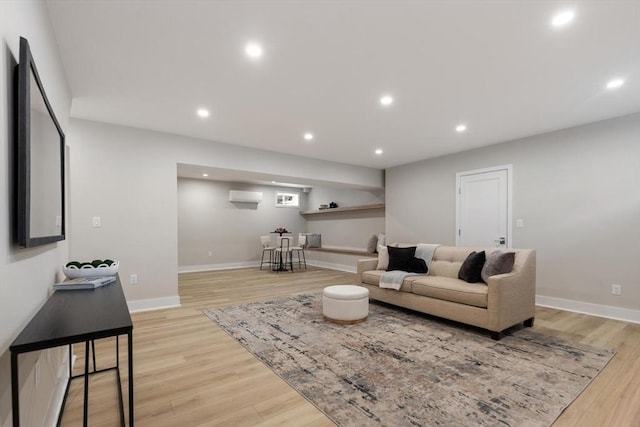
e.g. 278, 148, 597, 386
376, 245, 389, 270
411, 276, 488, 308
361, 270, 414, 292
458, 251, 486, 283
387, 246, 417, 271
430, 247, 476, 278
481, 251, 515, 283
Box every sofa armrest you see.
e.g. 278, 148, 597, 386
486, 250, 536, 331
357, 258, 379, 283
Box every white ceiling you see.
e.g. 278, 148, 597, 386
47, 1, 640, 170
177, 163, 349, 190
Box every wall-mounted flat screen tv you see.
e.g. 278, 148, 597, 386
16, 36, 65, 247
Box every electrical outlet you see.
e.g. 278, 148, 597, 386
130, 273, 138, 285
611, 284, 622, 296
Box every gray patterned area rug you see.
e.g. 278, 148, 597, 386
203, 294, 614, 427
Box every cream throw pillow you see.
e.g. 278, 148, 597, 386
376, 245, 389, 270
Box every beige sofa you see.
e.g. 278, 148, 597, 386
357, 245, 536, 340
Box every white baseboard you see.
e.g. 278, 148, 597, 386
45, 350, 72, 427
178, 261, 259, 273
127, 296, 181, 313
536, 295, 640, 324
178, 260, 355, 274
306, 260, 356, 273
320, 245, 368, 252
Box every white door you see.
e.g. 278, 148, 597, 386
456, 166, 512, 248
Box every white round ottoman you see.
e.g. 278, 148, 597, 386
322, 285, 369, 324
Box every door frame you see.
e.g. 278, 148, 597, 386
455, 164, 513, 248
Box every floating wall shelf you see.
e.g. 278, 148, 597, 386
299, 203, 385, 216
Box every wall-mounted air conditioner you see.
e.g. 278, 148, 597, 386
229, 190, 263, 203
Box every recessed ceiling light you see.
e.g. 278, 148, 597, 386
197, 108, 210, 118
379, 95, 393, 106
303, 132, 314, 141
245, 42, 263, 58
551, 10, 575, 27
202, 173, 209, 177
456, 124, 467, 133
606, 79, 625, 89
375, 148, 383, 155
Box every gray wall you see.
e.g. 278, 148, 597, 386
0, 1, 72, 425
305, 187, 385, 251
306, 186, 384, 211
67, 118, 383, 307
177, 181, 385, 271
178, 179, 307, 269
386, 113, 640, 311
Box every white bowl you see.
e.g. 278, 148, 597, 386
64, 261, 119, 279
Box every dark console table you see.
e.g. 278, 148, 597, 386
10, 276, 133, 426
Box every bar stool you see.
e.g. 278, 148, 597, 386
290, 234, 307, 269
260, 236, 275, 270
274, 237, 294, 273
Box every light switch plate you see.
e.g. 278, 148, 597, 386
92, 216, 101, 227
516, 219, 524, 228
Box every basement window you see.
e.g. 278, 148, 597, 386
275, 192, 299, 208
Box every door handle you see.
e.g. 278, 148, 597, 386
493, 237, 506, 245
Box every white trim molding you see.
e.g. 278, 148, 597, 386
45, 350, 73, 427
128, 296, 181, 313
178, 261, 355, 274
306, 260, 356, 273
178, 261, 259, 273
536, 295, 640, 324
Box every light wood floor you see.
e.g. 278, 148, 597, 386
60, 267, 640, 426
